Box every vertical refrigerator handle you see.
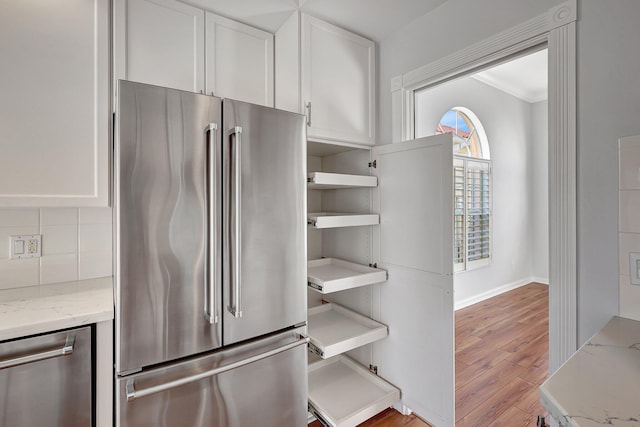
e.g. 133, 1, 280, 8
228, 126, 243, 318
205, 123, 219, 324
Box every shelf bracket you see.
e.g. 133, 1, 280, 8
368, 160, 377, 168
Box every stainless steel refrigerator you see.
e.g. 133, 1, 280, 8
114, 80, 308, 427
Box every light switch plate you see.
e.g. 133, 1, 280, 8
9, 235, 41, 259
630, 252, 640, 285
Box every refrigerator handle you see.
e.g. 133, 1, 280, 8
125, 334, 309, 402
228, 126, 243, 319
205, 123, 219, 325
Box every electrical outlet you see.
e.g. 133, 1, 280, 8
630, 252, 640, 286
9, 235, 41, 259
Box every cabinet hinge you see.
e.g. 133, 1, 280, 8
369, 364, 378, 375
368, 263, 377, 268
368, 160, 377, 168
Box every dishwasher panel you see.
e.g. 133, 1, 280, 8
0, 326, 92, 427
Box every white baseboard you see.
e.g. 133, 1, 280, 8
455, 277, 537, 310
531, 276, 550, 285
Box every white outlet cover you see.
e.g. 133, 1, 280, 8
9, 234, 41, 259
630, 252, 640, 286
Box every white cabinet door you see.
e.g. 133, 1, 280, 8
0, 0, 109, 207
205, 13, 274, 106
301, 15, 376, 146
115, 0, 205, 93
372, 134, 454, 426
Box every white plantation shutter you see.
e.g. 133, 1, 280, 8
453, 156, 491, 271
453, 159, 466, 271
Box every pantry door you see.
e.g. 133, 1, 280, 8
372, 133, 454, 427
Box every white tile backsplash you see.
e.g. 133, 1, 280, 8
619, 275, 640, 321
619, 135, 640, 319
0, 207, 112, 290
619, 135, 640, 190
0, 258, 40, 290
40, 254, 78, 285
79, 223, 112, 253
79, 207, 112, 224
619, 190, 640, 233
41, 225, 78, 255
619, 232, 640, 275
79, 251, 112, 280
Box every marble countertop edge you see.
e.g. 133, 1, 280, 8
540, 316, 640, 427
0, 277, 114, 342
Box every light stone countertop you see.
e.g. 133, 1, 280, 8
0, 277, 114, 341
540, 316, 640, 427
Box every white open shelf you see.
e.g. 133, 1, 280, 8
308, 212, 379, 229
307, 303, 388, 359
307, 172, 377, 190
308, 355, 400, 427
307, 258, 387, 294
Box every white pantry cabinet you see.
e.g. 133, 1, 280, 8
114, 0, 205, 93
205, 13, 274, 106
276, 14, 376, 146
114, 0, 274, 106
0, 0, 110, 207
306, 134, 455, 427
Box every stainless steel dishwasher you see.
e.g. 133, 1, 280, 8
0, 326, 93, 427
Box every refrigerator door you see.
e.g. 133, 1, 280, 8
222, 99, 307, 345
115, 80, 223, 373
116, 328, 308, 427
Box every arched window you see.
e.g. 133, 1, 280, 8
436, 108, 491, 272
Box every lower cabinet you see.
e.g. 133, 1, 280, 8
0, 326, 93, 426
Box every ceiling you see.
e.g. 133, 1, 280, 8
472, 49, 548, 103
179, 0, 447, 41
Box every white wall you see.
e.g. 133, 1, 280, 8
575, 0, 640, 342
414, 76, 546, 307
0, 208, 112, 290
379, 0, 640, 344
531, 101, 549, 282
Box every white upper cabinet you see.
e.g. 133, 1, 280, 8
115, 0, 205, 93
115, 0, 274, 106
0, 0, 109, 207
206, 13, 274, 106
301, 15, 376, 146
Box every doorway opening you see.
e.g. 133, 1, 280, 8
414, 48, 550, 425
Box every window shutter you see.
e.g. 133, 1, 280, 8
453, 160, 465, 270
466, 160, 490, 267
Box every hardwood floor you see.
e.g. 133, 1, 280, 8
309, 283, 548, 427
455, 282, 549, 427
